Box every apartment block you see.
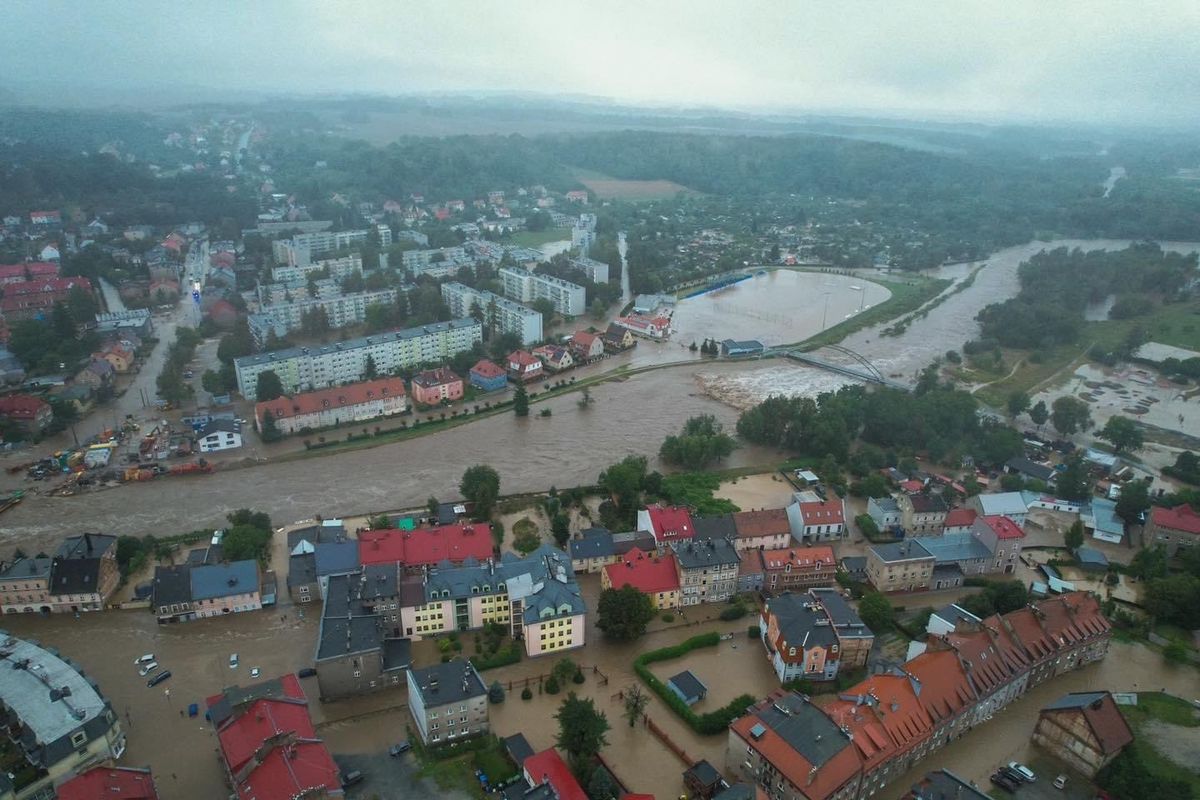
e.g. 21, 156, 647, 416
247, 288, 399, 346
499, 267, 587, 316
440, 283, 543, 345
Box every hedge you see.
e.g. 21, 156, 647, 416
470, 644, 522, 671
633, 632, 757, 735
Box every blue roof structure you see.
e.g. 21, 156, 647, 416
190, 560, 258, 601
569, 528, 614, 560
314, 541, 359, 577
917, 532, 992, 564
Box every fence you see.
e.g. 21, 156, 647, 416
644, 714, 694, 767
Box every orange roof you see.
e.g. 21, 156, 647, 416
255, 377, 405, 422
1151, 503, 1200, 535
904, 649, 976, 722
1035, 591, 1110, 646
470, 359, 505, 379
942, 508, 977, 529
835, 673, 933, 757
732, 509, 791, 538
943, 620, 1029, 697
759, 546, 835, 571
572, 331, 599, 347
797, 498, 844, 525
1003, 607, 1057, 661
603, 547, 679, 594
507, 350, 541, 367
413, 366, 461, 388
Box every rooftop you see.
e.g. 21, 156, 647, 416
905, 493, 948, 514
809, 588, 871, 636
409, 660, 486, 707
234, 318, 480, 369
975, 492, 1028, 516
978, 515, 1025, 540
668, 670, 708, 700
56, 767, 159, 800
731, 509, 791, 539
190, 560, 258, 601
693, 514, 739, 541
255, 376, 406, 422
869, 539, 935, 563
916, 532, 992, 564
0, 633, 109, 749
765, 593, 839, 652
569, 528, 614, 560
1151, 503, 1200, 534
673, 537, 741, 569
1041, 691, 1133, 756
358, 523, 493, 567
760, 546, 835, 572
604, 548, 680, 595
523, 748, 588, 800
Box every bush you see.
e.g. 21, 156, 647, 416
748, 625, 761, 638
544, 676, 560, 694
521, 687, 533, 700
855, 513, 880, 539
633, 632, 757, 735
572, 670, 586, 684
661, 613, 675, 623
719, 603, 748, 621
470, 641, 522, 671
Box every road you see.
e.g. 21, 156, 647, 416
97, 277, 126, 313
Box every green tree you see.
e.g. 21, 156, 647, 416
260, 409, 282, 443
1054, 456, 1091, 501
1143, 574, 1200, 628
201, 368, 233, 395
488, 681, 506, 703
512, 527, 541, 554
459, 464, 501, 519
659, 414, 736, 469
427, 496, 440, 517
621, 684, 649, 728
1006, 391, 1030, 419
598, 456, 648, 519
1064, 519, 1084, 551
221, 524, 272, 562
1051, 396, 1093, 436
363, 354, 378, 380
552, 658, 578, 686
532, 297, 556, 328
587, 769, 619, 800
857, 592, 893, 633
551, 512, 571, 547
1029, 400, 1049, 431
1129, 545, 1169, 580
590, 298, 607, 320
554, 692, 610, 778
254, 369, 285, 401
513, 384, 530, 417
1098, 416, 1143, 454
596, 586, 655, 641
1115, 480, 1150, 524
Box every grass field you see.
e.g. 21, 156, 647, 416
508, 229, 571, 248
573, 167, 697, 201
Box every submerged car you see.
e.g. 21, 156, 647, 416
147, 670, 172, 687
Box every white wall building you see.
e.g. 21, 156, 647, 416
499, 268, 587, 316
569, 256, 610, 284
272, 227, 392, 267
271, 253, 367, 283
247, 287, 399, 346
197, 419, 243, 452
440, 283, 543, 345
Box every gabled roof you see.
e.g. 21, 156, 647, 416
732, 509, 791, 539
523, 748, 588, 800
644, 505, 694, 542
1040, 691, 1132, 756
760, 546, 835, 572
1035, 591, 1110, 647
668, 670, 707, 699
978, 515, 1024, 540
190, 561, 258, 601
765, 593, 839, 653
904, 649, 976, 722
255, 376, 406, 422
570, 528, 614, 560
507, 350, 541, 367
1151, 503, 1200, 534
796, 497, 845, 525
975, 492, 1027, 516
413, 366, 461, 387
358, 523, 493, 567
905, 493, 948, 514
314, 541, 359, 576
603, 547, 679, 594
56, 767, 159, 800
942, 508, 977, 529
693, 514, 738, 540
470, 359, 506, 379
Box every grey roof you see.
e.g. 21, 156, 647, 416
1042, 691, 1111, 711
975, 492, 1028, 516
869, 539, 934, 563
436, 502, 460, 526
611, 530, 656, 555
360, 563, 400, 601
672, 537, 740, 570
570, 528, 614, 560
287, 553, 317, 588
316, 610, 382, 661
869, 496, 900, 514
931, 563, 964, 581
189, 560, 258, 601
152, 564, 193, 606
0, 555, 52, 582
287, 523, 346, 549
206, 676, 295, 727
766, 593, 839, 652
808, 588, 871, 638
316, 570, 405, 663
712, 785, 756, 800
721, 339, 765, 352
683, 759, 723, 787
409, 660, 486, 707
909, 769, 991, 800
1005, 457, 1055, 482
420, 546, 585, 626
1075, 547, 1109, 567
503, 733, 535, 768
382, 638, 412, 671
198, 418, 240, 438
692, 515, 738, 540
754, 692, 850, 768
233, 318, 480, 370
668, 670, 708, 700
314, 541, 359, 576
916, 532, 991, 564
839, 556, 867, 575
55, 533, 116, 561
932, 603, 980, 627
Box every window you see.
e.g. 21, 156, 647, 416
71, 731, 87, 747
353, 670, 362, 678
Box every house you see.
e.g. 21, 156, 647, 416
970, 515, 1025, 574
412, 366, 464, 406
726, 692, 863, 800
759, 546, 837, 593
406, 660, 488, 745
668, 670, 708, 705
197, 419, 242, 452
1074, 547, 1109, 572
287, 551, 318, 603
0, 261, 59, 284
256, 377, 409, 436
152, 564, 194, 623
720, 339, 765, 357
601, 547, 680, 609
190, 560, 261, 618
693, 514, 738, 543
902, 648, 978, 756
1004, 457, 1055, 484
0, 555, 53, 614
206, 674, 342, 800
902, 770, 990, 800
898, 493, 949, 535
469, 359, 508, 392
533, 344, 575, 372
1032, 692, 1133, 777
673, 537, 741, 604
787, 495, 847, 542
522, 748, 588, 800
507, 350, 544, 383
739, 553, 766, 593
357, 522, 493, 570
866, 540, 935, 593
569, 527, 616, 574
760, 592, 844, 682
839, 556, 868, 583
615, 314, 670, 340
74, 359, 114, 391
56, 766, 160, 800
637, 505, 695, 548
314, 570, 410, 698
809, 588, 874, 668
569, 331, 604, 361
93, 343, 134, 373
611, 530, 657, 557
966, 492, 1028, 529
730, 509, 793, 551
1080, 498, 1124, 544
29, 210, 62, 226
48, 533, 119, 613
682, 760, 727, 800
925, 603, 981, 637
602, 323, 635, 352
1145, 503, 1200, 556
907, 532, 991, 578
941, 507, 977, 535
313, 541, 361, 598
937, 613, 1032, 724
0, 634, 127, 800
0, 394, 52, 432
866, 496, 902, 532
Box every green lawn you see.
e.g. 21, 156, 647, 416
1117, 693, 1200, 797
509, 229, 571, 248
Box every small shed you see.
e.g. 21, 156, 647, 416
667, 670, 708, 706
502, 733, 535, 769
1074, 547, 1109, 572
720, 339, 765, 357
682, 759, 725, 800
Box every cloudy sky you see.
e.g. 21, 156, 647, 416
6, 0, 1199, 124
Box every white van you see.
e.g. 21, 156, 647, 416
134, 653, 155, 665
138, 661, 159, 677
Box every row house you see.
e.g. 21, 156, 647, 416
357, 522, 494, 571
601, 547, 680, 609
758, 546, 837, 594
637, 505, 695, 548
760, 591, 860, 683
731, 509, 793, 551
506, 350, 543, 383
787, 495, 846, 542
0, 554, 53, 613
897, 493, 948, 535
673, 536, 741, 605
532, 344, 574, 372
48, 533, 119, 613
152, 560, 262, 623
569, 527, 617, 574
254, 376, 408, 436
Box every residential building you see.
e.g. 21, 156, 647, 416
1004, 457, 1055, 485
532, 344, 574, 372
1080, 498, 1124, 544
0, 261, 58, 285
48, 534, 118, 613
411, 366, 464, 406
357, 523, 494, 570
569, 256, 609, 284
915, 533, 992, 578
693, 514, 738, 543
759, 546, 837, 593
898, 493, 949, 535
759, 593, 843, 682
273, 227, 390, 266
569, 331, 605, 361
500, 268, 587, 316
522, 748, 588, 800
569, 528, 616, 574
406, 660, 488, 746
235, 318, 482, 400
727, 692, 863, 800
668, 670, 709, 705
205, 674, 343, 800
469, 359, 508, 392
810, 588, 874, 668
601, 547, 681, 609
56, 766, 160, 800
1146, 503, 1200, 556
314, 541, 360, 599
901, 770, 989, 800
611, 530, 657, 557
614, 313, 670, 340
190, 561, 261, 619
247, 287, 399, 346
92, 343, 135, 373
940, 507, 977, 535
440, 283, 543, 344
731, 509, 793, 551
637, 505, 695, 548
904, 648, 978, 748
602, 323, 635, 352
1031, 692, 1132, 777
0, 394, 52, 433
673, 537, 741, 605
254, 376, 408, 435
866, 540, 935, 593
94, 309, 153, 339
506, 350, 544, 383
966, 493, 1028, 529
971, 515, 1025, 574
314, 570, 411, 698
866, 497, 902, 532
0, 555, 52, 613
924, 604, 981, 637
738, 553, 766, 593
196, 419, 243, 452
288, 551, 318, 604
0, 276, 93, 321
0, 634, 126, 800
938, 613, 1032, 725
270, 252, 366, 283
787, 495, 846, 542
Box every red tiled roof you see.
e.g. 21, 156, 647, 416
645, 505, 694, 541
759, 546, 835, 572
798, 498, 844, 526
359, 523, 493, 567
0, 394, 49, 421
413, 366, 461, 388
1003, 608, 1057, 661
1151, 504, 1200, 535
943, 620, 1028, 697
507, 350, 541, 367
1077, 694, 1133, 755
57, 767, 160, 800
900, 479, 924, 493
904, 649, 976, 722
732, 509, 791, 538
255, 377, 406, 423
524, 749, 588, 800
0, 262, 59, 280
604, 547, 679, 594
943, 508, 976, 529
832, 673, 933, 757
571, 331, 599, 347
1036, 592, 1110, 646
980, 515, 1024, 539
470, 359, 505, 379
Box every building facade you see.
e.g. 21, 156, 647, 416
254, 376, 408, 435
865, 540, 935, 593
407, 661, 488, 746
440, 283, 543, 345
499, 268, 587, 316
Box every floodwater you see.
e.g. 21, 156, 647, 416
1102, 166, 1127, 198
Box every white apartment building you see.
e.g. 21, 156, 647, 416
247, 288, 399, 346
498, 268, 587, 316
569, 256, 610, 284
440, 283, 543, 345
272, 226, 392, 267
271, 253, 366, 283
402, 246, 467, 270
235, 318, 482, 399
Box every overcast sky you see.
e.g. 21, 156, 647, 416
6, 0, 1200, 124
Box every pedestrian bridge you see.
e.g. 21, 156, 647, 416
773, 345, 910, 390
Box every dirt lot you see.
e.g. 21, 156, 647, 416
714, 472, 796, 511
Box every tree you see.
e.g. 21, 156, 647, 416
1064, 519, 1084, 551
659, 415, 736, 469
532, 297, 556, 328
513, 527, 541, 554
551, 512, 571, 547
1029, 400, 1049, 431
460, 465, 501, 519
1143, 574, 1200, 629
255, 370, 285, 401
488, 681, 506, 704
598, 456, 648, 521
1054, 456, 1091, 501
1006, 391, 1030, 419
1099, 416, 1143, 454
513, 384, 530, 417
1129, 545, 1170, 580
1051, 396, 1092, 436
596, 586, 655, 641
427, 496, 440, 517
222, 524, 272, 562
587, 769, 619, 800
621, 684, 649, 728
590, 298, 607, 320
1115, 480, 1150, 524
555, 693, 610, 778
552, 658, 578, 686
260, 409, 282, 443
857, 591, 893, 633
363, 354, 378, 380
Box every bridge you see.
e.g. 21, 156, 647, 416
773, 345, 910, 391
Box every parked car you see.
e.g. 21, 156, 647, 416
134, 653, 155, 664
297, 667, 317, 678
250, 668, 260, 678
999, 767, 1028, 785
147, 670, 172, 687
341, 771, 364, 788
389, 741, 411, 757
1008, 763, 1036, 782
1053, 775, 1068, 790
229, 653, 238, 668
990, 773, 1019, 794
138, 661, 159, 677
